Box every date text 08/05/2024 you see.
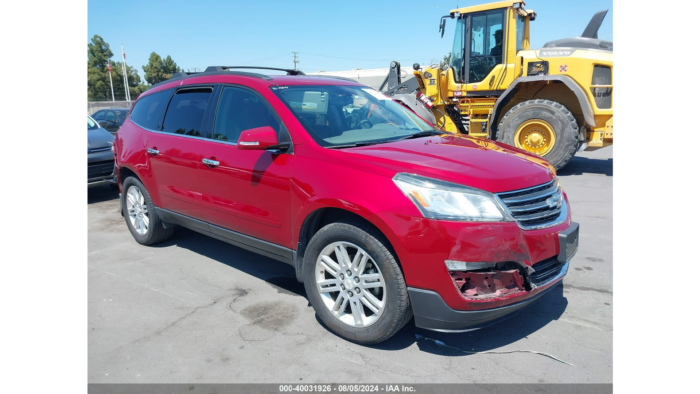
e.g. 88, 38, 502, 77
280, 385, 416, 393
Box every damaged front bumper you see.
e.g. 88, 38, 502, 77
408, 261, 568, 332
408, 222, 578, 332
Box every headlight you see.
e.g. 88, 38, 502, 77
392, 173, 512, 221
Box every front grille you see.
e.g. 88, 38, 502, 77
530, 256, 565, 287
497, 180, 565, 230
88, 160, 114, 179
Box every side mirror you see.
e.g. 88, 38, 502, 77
237, 126, 289, 152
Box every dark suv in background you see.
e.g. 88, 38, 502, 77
91, 108, 129, 134
88, 115, 116, 188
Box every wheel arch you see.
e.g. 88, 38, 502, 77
117, 165, 144, 217
293, 206, 401, 283
489, 75, 595, 138
118, 165, 142, 186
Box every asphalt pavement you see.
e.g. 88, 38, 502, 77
88, 147, 613, 383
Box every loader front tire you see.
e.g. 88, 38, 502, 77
496, 99, 579, 170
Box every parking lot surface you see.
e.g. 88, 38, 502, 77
88, 147, 612, 383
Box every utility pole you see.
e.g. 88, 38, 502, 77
108, 60, 115, 101
292, 52, 299, 70
121, 44, 131, 102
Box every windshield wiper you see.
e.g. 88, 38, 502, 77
327, 130, 445, 149
397, 130, 444, 140
326, 141, 393, 149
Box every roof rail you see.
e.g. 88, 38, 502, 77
147, 70, 273, 91
145, 66, 307, 92
206, 66, 305, 75
170, 71, 200, 79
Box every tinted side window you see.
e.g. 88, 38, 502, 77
162, 89, 212, 136
113, 109, 128, 123
130, 89, 172, 130
92, 111, 104, 121
213, 87, 280, 143
105, 111, 116, 122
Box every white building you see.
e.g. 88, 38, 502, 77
308, 66, 423, 90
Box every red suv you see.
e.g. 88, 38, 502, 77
114, 66, 579, 344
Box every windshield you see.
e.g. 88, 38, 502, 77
450, 17, 466, 82
271, 85, 435, 148
88, 116, 99, 130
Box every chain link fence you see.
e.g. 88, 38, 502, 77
87, 101, 132, 115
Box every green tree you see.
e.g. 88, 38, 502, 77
440, 52, 451, 69
110, 60, 145, 101
162, 55, 181, 76
143, 52, 181, 85
87, 35, 113, 100
87, 35, 145, 101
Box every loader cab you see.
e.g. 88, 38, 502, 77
444, 1, 533, 88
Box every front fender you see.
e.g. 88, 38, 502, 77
488, 75, 595, 136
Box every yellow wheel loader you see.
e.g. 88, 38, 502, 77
380, 0, 612, 170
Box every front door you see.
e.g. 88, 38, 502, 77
466, 9, 505, 84
198, 86, 293, 248
144, 87, 214, 218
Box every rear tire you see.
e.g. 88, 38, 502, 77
496, 99, 579, 170
122, 176, 174, 245
303, 220, 411, 344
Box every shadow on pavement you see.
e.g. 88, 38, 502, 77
152, 227, 304, 296
88, 185, 119, 204
373, 283, 567, 356
156, 227, 567, 356
558, 156, 613, 177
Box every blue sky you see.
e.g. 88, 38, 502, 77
88, 0, 612, 80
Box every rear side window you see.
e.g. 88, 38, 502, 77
162, 89, 212, 137
130, 90, 172, 130
113, 109, 127, 123
212, 87, 280, 143
92, 111, 104, 121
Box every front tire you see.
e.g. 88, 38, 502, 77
303, 220, 411, 344
122, 176, 174, 245
496, 99, 579, 170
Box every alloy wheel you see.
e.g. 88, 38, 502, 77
315, 241, 386, 327
126, 186, 149, 235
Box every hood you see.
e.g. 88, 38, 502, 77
341, 134, 555, 193
88, 127, 115, 152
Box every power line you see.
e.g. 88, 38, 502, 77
239, 53, 291, 64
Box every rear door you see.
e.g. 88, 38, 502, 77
141, 86, 215, 218
197, 85, 293, 248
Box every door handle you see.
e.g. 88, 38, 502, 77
202, 158, 220, 168
147, 148, 159, 156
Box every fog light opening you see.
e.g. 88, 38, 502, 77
446, 261, 527, 299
